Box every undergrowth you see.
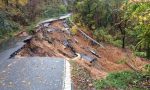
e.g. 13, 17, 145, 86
94, 70, 150, 90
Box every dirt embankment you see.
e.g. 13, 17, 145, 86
16, 20, 149, 82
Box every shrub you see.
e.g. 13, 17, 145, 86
0, 12, 19, 38
27, 23, 36, 35
94, 27, 108, 42
71, 25, 78, 35
111, 39, 122, 47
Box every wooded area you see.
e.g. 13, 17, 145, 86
0, 0, 68, 39
72, 0, 150, 59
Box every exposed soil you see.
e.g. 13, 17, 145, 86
16, 19, 149, 89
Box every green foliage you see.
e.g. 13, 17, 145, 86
72, 0, 129, 48
73, 0, 150, 59
42, 4, 67, 18
94, 27, 108, 42
111, 40, 122, 47
27, 23, 35, 35
94, 27, 123, 47
134, 51, 146, 58
0, 11, 19, 38
73, 0, 127, 28
0, 0, 69, 39
94, 71, 144, 90
66, 18, 73, 27
127, 2, 150, 59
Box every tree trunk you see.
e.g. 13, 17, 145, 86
122, 30, 126, 48
146, 43, 150, 59
119, 25, 126, 48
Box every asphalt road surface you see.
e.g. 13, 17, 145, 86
0, 57, 69, 90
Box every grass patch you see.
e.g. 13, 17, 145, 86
94, 71, 149, 90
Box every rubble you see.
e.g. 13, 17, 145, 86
88, 48, 101, 58
80, 53, 97, 64
47, 29, 55, 33
63, 21, 69, 28
43, 23, 50, 28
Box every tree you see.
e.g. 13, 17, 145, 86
73, 0, 128, 48
126, 2, 150, 58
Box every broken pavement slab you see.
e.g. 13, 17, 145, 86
0, 57, 71, 90
36, 14, 71, 28
0, 36, 32, 61
80, 53, 97, 64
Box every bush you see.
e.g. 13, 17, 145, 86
94, 27, 109, 42
111, 39, 122, 47
0, 12, 20, 38
66, 18, 73, 27
27, 23, 36, 35
71, 25, 78, 35
93, 27, 123, 47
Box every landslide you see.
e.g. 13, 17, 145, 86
16, 20, 149, 79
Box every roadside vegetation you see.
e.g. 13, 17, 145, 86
95, 64, 150, 90
0, 0, 68, 40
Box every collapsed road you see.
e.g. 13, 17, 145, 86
0, 14, 72, 90
0, 36, 31, 60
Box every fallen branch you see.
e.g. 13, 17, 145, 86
88, 48, 101, 58
124, 49, 140, 72
69, 18, 104, 48
78, 29, 104, 48
125, 62, 139, 72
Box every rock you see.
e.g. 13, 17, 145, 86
43, 23, 50, 28
80, 53, 97, 63
88, 83, 93, 87
63, 23, 69, 28
47, 29, 54, 33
